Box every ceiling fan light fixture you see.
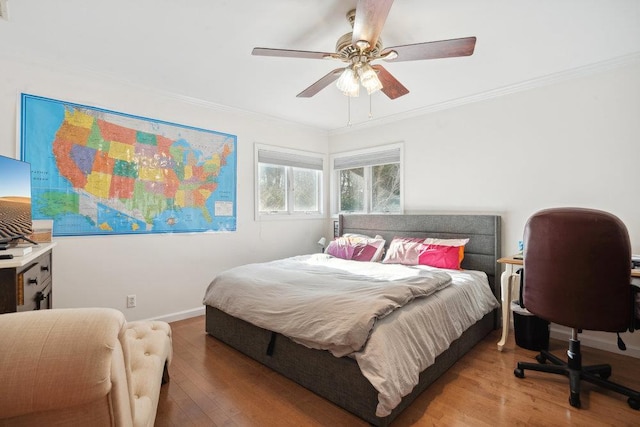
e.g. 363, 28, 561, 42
355, 40, 371, 51
254, 2, 477, 102
336, 66, 360, 97
381, 50, 398, 61
357, 63, 383, 95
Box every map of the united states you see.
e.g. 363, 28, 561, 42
22, 94, 237, 236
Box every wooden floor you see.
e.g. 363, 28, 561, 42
156, 316, 640, 426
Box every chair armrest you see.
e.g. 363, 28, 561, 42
0, 308, 127, 419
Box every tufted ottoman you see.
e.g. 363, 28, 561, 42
123, 320, 173, 427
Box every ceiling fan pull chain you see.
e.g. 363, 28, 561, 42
347, 96, 352, 126
369, 94, 373, 119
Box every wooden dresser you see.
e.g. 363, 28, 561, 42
0, 243, 56, 314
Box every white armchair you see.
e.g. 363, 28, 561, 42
0, 308, 172, 426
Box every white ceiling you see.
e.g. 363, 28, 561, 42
2, 0, 639, 132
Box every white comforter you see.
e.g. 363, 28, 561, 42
202, 254, 499, 417
203, 254, 452, 357
355, 267, 500, 416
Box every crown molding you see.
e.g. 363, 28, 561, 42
1, 50, 329, 136
328, 52, 640, 136
4, 48, 638, 138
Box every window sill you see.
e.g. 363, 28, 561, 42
258, 212, 325, 221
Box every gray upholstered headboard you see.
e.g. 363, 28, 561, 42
339, 214, 502, 293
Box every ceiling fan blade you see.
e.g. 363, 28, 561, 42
382, 36, 476, 62
297, 68, 345, 98
352, 0, 394, 49
252, 47, 335, 60
372, 65, 409, 99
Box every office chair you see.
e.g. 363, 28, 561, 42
513, 207, 640, 410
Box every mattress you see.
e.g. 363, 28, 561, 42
203, 255, 499, 416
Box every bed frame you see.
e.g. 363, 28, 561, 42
205, 214, 501, 426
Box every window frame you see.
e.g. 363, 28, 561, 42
330, 142, 404, 215
255, 143, 326, 220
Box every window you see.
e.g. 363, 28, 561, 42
331, 143, 403, 214
256, 144, 324, 218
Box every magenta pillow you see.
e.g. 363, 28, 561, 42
326, 235, 385, 262
417, 244, 462, 269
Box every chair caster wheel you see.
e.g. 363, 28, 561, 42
535, 354, 547, 364
514, 368, 524, 378
629, 397, 640, 410
569, 393, 581, 408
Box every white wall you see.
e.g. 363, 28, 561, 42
0, 56, 330, 321
3, 53, 639, 355
330, 59, 640, 356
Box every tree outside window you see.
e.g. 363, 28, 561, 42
333, 144, 402, 214
256, 145, 324, 218
372, 163, 400, 212
293, 167, 319, 212
339, 167, 364, 212
258, 163, 286, 212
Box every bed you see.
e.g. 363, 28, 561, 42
204, 214, 501, 426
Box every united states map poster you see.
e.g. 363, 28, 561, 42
20, 94, 237, 236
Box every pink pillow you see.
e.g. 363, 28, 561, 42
382, 237, 469, 269
381, 237, 425, 265
326, 235, 385, 262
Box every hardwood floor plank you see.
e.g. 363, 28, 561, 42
156, 316, 640, 426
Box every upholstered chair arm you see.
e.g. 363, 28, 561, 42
0, 308, 133, 426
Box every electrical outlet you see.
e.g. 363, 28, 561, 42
127, 294, 136, 308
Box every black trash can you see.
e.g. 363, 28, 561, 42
511, 300, 550, 351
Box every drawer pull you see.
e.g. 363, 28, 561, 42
41, 266, 50, 272
28, 278, 38, 285
35, 292, 46, 310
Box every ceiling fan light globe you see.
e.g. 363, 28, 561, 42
364, 79, 383, 95
342, 85, 360, 97
336, 67, 360, 97
356, 63, 376, 80
357, 63, 383, 94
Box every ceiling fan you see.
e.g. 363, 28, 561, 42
252, 0, 476, 100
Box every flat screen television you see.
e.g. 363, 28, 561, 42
0, 155, 34, 246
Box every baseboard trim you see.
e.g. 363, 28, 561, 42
147, 306, 205, 323
550, 327, 640, 359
